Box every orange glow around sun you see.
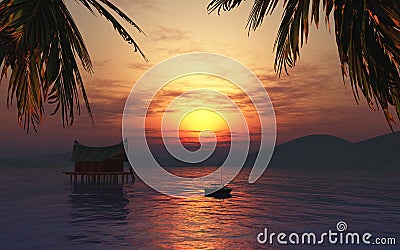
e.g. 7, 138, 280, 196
144, 74, 261, 151
179, 109, 227, 132
179, 109, 229, 145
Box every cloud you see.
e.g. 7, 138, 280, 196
150, 25, 190, 41
128, 62, 152, 71
251, 55, 400, 143
121, 0, 165, 14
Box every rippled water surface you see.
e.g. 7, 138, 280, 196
0, 165, 399, 249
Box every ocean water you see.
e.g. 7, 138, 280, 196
0, 164, 399, 250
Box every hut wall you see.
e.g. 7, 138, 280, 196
103, 158, 124, 172
74, 158, 123, 172
75, 161, 103, 172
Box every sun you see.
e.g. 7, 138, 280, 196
179, 109, 228, 133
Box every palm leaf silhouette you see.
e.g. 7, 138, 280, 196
208, 0, 400, 128
0, 0, 146, 131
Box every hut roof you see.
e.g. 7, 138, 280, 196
71, 140, 126, 162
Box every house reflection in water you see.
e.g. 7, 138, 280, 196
66, 184, 130, 247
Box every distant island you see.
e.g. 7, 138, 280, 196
1, 133, 399, 171
149, 132, 400, 170
258, 133, 400, 170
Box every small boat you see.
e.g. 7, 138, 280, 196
205, 184, 232, 198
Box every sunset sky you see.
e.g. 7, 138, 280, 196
0, 0, 398, 157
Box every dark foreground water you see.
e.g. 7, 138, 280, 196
0, 164, 399, 250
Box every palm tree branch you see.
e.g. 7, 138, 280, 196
208, 0, 400, 127
246, 0, 279, 32
78, 0, 148, 61
334, 0, 400, 126
207, 0, 245, 14
0, 0, 146, 131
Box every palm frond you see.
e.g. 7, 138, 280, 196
246, 0, 279, 32
273, 0, 327, 74
207, 0, 245, 14
78, 0, 147, 60
0, 0, 146, 131
208, 0, 400, 127
333, 0, 400, 127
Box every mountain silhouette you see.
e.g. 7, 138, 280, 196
254, 133, 400, 170
1, 133, 398, 170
